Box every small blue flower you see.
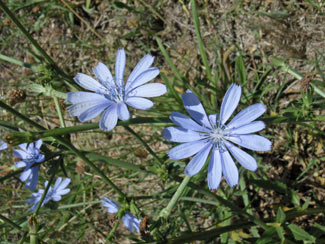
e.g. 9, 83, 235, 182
0, 140, 7, 151
26, 177, 71, 212
13, 139, 44, 190
67, 49, 167, 131
101, 197, 141, 233
164, 84, 272, 190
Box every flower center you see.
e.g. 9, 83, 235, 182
209, 123, 229, 150
98, 80, 125, 103
26, 150, 39, 163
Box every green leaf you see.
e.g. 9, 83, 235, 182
276, 208, 286, 223
288, 224, 316, 241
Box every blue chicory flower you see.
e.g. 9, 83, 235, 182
26, 177, 71, 212
13, 139, 45, 190
101, 197, 141, 233
0, 140, 7, 151
164, 84, 272, 190
67, 49, 167, 131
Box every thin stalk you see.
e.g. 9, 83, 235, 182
0, 100, 127, 205
107, 219, 120, 241
58, 138, 127, 200
158, 175, 191, 219
53, 96, 66, 127
191, 0, 213, 82
123, 125, 163, 165
0, 214, 22, 230
156, 37, 184, 82
33, 159, 60, 215
0, 0, 77, 89
5, 117, 171, 145
0, 53, 37, 70
0, 100, 44, 130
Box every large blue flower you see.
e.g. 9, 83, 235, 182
67, 49, 167, 131
13, 139, 44, 190
101, 197, 141, 233
164, 84, 272, 190
26, 177, 71, 212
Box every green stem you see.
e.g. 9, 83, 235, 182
59, 138, 127, 200
29, 83, 67, 99
53, 96, 66, 128
0, 53, 37, 70
192, 0, 213, 83
5, 117, 171, 145
123, 125, 164, 165
0, 100, 45, 130
107, 219, 120, 241
33, 159, 60, 215
28, 216, 38, 244
0, 0, 77, 89
0, 100, 127, 205
0, 214, 22, 230
158, 175, 191, 219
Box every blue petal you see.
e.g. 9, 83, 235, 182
117, 102, 130, 121
168, 139, 209, 160
126, 97, 153, 110
115, 49, 126, 87
226, 134, 272, 151
221, 150, 238, 187
185, 143, 212, 176
66, 92, 107, 104
34, 139, 42, 150
20, 168, 32, 182
127, 83, 166, 97
225, 141, 257, 171
126, 54, 154, 90
169, 112, 210, 133
13, 149, 27, 159
182, 90, 211, 129
25, 166, 40, 191
68, 100, 112, 117
99, 104, 118, 131
92, 62, 114, 87
18, 143, 27, 151
36, 154, 45, 163
227, 103, 266, 129
208, 114, 219, 128
228, 121, 265, 135
122, 213, 141, 233
163, 127, 207, 143
101, 197, 119, 213
52, 177, 62, 191
220, 84, 241, 125
207, 148, 222, 190
125, 68, 160, 92
0, 140, 7, 150
78, 103, 109, 122
73, 73, 106, 92
15, 161, 26, 168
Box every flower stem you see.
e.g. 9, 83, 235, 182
123, 125, 164, 165
0, 0, 77, 90
4, 117, 171, 145
53, 96, 66, 128
59, 138, 127, 200
158, 175, 191, 219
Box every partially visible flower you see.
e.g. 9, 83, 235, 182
67, 49, 167, 131
26, 177, 71, 212
164, 84, 272, 190
0, 139, 7, 151
101, 197, 141, 233
13, 139, 44, 190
